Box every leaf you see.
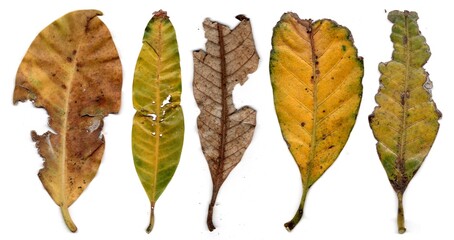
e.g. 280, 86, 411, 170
369, 10, 441, 234
270, 12, 363, 231
131, 10, 184, 234
193, 15, 259, 231
13, 10, 122, 232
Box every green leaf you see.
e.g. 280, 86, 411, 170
270, 12, 363, 231
369, 10, 441, 234
13, 10, 122, 232
132, 10, 184, 234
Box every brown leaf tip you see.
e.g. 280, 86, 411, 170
153, 9, 168, 19
235, 14, 249, 21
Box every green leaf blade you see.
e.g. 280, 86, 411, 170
132, 10, 184, 233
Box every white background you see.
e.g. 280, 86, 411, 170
0, 0, 451, 239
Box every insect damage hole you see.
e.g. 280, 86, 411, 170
161, 95, 172, 107
423, 77, 433, 94
147, 113, 158, 121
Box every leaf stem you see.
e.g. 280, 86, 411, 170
207, 188, 219, 231
397, 192, 406, 234
284, 185, 309, 231
146, 203, 155, 234
60, 206, 77, 232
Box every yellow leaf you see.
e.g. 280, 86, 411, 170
270, 12, 363, 231
13, 10, 122, 232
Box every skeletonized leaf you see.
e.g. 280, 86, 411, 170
132, 10, 184, 234
193, 15, 259, 231
270, 12, 363, 231
13, 10, 122, 232
369, 10, 441, 234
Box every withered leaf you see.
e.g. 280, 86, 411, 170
369, 10, 441, 233
270, 12, 363, 231
13, 10, 122, 232
193, 15, 259, 231
132, 10, 184, 234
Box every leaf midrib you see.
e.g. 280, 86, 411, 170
306, 22, 320, 188
60, 44, 81, 208
396, 14, 411, 191
217, 23, 228, 187
151, 20, 163, 203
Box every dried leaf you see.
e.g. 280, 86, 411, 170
270, 12, 363, 231
13, 10, 122, 232
193, 15, 259, 231
369, 10, 441, 233
132, 10, 184, 234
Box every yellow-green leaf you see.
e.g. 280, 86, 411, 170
13, 10, 122, 232
132, 10, 184, 234
270, 12, 363, 231
369, 10, 441, 234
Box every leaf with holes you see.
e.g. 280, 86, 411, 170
132, 10, 184, 234
369, 10, 441, 234
193, 15, 259, 231
270, 12, 363, 231
13, 10, 122, 232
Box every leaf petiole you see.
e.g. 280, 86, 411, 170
146, 204, 155, 234
284, 185, 309, 231
61, 206, 77, 232
207, 188, 219, 231
397, 192, 406, 234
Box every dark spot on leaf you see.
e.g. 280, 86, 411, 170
342, 45, 346, 52
72, 49, 77, 55
67, 57, 72, 62
403, 36, 408, 45
61, 84, 67, 89
328, 145, 334, 149
301, 122, 305, 127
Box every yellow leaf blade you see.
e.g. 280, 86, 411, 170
13, 10, 122, 232
270, 12, 363, 230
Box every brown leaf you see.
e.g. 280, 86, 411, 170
13, 10, 122, 232
193, 15, 259, 231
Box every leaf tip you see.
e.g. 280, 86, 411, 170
235, 14, 249, 21
153, 9, 168, 19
